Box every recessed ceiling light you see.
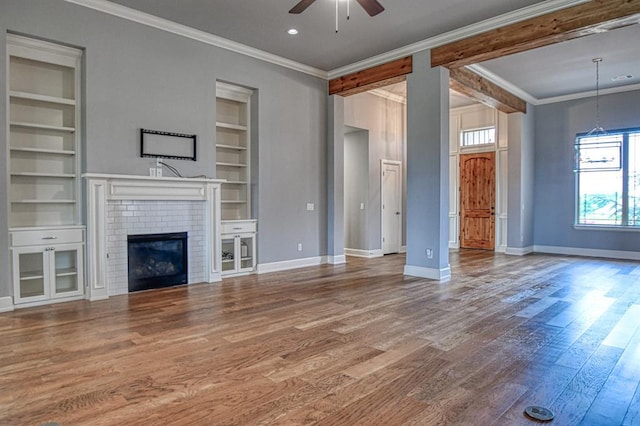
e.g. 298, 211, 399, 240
287, 28, 299, 35
611, 75, 633, 81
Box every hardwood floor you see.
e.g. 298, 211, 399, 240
1, 251, 640, 425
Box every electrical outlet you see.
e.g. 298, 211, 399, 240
426, 248, 433, 259
156, 168, 163, 177
297, 243, 303, 252
306, 203, 314, 211
156, 158, 163, 167
360, 203, 365, 210
149, 168, 156, 177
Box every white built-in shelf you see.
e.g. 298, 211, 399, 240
217, 82, 253, 227
216, 162, 247, 168
216, 122, 247, 131
11, 172, 76, 178
10, 122, 75, 133
12, 200, 77, 204
10, 147, 76, 156
8, 34, 85, 305
9, 90, 76, 106
216, 144, 247, 151
55, 268, 78, 277
20, 271, 44, 281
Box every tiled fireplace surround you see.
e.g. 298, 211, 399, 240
83, 174, 224, 300
106, 200, 205, 295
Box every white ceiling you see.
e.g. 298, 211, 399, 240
103, 0, 640, 101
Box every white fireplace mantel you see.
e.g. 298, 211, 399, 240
83, 173, 225, 301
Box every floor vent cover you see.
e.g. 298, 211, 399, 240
524, 405, 554, 422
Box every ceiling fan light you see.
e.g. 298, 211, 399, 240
287, 28, 299, 35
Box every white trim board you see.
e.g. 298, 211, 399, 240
505, 246, 534, 256
0, 297, 15, 313
64, 0, 587, 81
327, 255, 347, 265
345, 248, 384, 259
404, 264, 452, 282
533, 245, 640, 261
257, 256, 325, 274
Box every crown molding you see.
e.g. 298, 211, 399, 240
468, 64, 640, 106
466, 64, 538, 105
327, 0, 590, 79
63, 0, 328, 79
536, 83, 640, 105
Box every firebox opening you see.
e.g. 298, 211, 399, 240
127, 232, 188, 293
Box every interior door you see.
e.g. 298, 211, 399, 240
382, 161, 402, 254
460, 152, 495, 250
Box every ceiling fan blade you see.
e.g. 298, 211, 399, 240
355, 0, 385, 16
289, 0, 316, 14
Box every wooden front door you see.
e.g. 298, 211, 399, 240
460, 152, 495, 250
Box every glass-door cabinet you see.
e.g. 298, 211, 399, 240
12, 243, 84, 305
221, 233, 255, 276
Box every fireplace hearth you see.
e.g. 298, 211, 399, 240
127, 232, 188, 292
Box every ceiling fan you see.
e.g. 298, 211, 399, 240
289, 0, 385, 17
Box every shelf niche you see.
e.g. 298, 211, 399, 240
216, 82, 254, 221
7, 34, 82, 229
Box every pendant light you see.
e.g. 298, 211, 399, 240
587, 57, 606, 136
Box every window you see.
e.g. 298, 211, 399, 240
461, 127, 495, 147
575, 128, 640, 227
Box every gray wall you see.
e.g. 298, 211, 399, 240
0, 0, 327, 297
344, 128, 369, 250
344, 91, 406, 251
534, 89, 640, 252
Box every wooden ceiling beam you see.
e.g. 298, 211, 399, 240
432, 0, 640, 69
329, 56, 412, 96
449, 67, 527, 114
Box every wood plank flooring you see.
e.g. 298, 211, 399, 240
1, 250, 640, 425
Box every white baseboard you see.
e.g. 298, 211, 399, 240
505, 246, 534, 256
344, 248, 384, 258
0, 296, 14, 313
404, 264, 451, 282
327, 255, 347, 265
257, 256, 324, 274
534, 245, 640, 261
